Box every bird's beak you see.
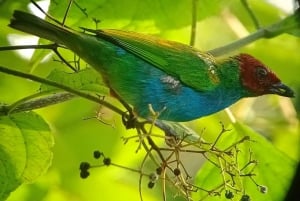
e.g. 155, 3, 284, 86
269, 82, 294, 97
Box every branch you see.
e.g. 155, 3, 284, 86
190, 0, 198, 46
0, 65, 124, 116
0, 44, 79, 72
0, 92, 75, 116
0, 44, 64, 51
208, 8, 300, 56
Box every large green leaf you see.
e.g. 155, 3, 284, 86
40, 68, 109, 95
192, 122, 296, 201
47, 0, 233, 30
0, 112, 54, 201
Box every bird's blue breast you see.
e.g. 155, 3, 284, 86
137, 70, 242, 121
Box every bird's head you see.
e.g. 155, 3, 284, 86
237, 53, 294, 97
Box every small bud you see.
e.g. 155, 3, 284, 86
149, 172, 158, 182
173, 168, 181, 176
93, 150, 102, 159
79, 162, 90, 171
240, 194, 250, 201
225, 190, 234, 199
259, 185, 268, 194
148, 181, 155, 189
103, 157, 111, 166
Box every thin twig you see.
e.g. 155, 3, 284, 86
0, 44, 65, 51
241, 0, 261, 29
73, 0, 88, 17
30, 0, 63, 26
0, 44, 78, 72
62, 0, 73, 26
190, 0, 198, 46
52, 47, 78, 72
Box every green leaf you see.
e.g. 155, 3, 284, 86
40, 68, 109, 95
192, 122, 296, 201
265, 8, 300, 37
47, 0, 233, 30
0, 112, 54, 200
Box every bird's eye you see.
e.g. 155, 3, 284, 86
255, 67, 268, 80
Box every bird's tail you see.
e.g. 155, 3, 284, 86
9, 10, 76, 45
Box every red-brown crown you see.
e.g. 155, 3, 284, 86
237, 53, 294, 97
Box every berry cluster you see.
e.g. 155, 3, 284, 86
79, 150, 111, 179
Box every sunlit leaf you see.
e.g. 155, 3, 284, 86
47, 0, 234, 31
40, 68, 109, 95
265, 8, 300, 37
0, 112, 54, 200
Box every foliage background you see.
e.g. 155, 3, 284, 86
0, 0, 299, 201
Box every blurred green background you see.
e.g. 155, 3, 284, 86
0, 0, 299, 201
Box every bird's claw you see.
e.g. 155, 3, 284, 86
122, 111, 137, 129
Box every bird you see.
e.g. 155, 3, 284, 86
9, 10, 294, 122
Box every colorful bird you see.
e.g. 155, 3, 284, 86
9, 10, 294, 122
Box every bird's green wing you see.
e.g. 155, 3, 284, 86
85, 28, 220, 91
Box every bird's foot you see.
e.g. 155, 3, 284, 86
122, 111, 137, 129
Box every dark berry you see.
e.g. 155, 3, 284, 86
93, 150, 102, 159
173, 168, 181, 176
148, 181, 155, 189
80, 170, 90, 179
240, 194, 250, 201
79, 162, 90, 171
156, 167, 162, 175
103, 157, 111, 166
225, 190, 234, 199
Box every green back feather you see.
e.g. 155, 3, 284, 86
88, 29, 222, 92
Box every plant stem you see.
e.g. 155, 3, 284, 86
0, 44, 64, 51
208, 28, 266, 56
3, 92, 75, 115
190, 0, 198, 46
208, 8, 300, 56
0, 44, 78, 72
241, 0, 261, 29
